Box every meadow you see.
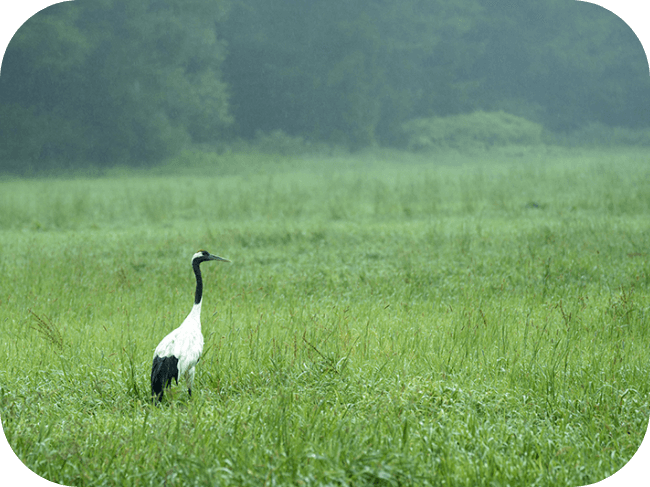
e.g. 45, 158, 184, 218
0, 147, 649, 486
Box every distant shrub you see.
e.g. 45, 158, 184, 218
402, 111, 543, 151
547, 122, 650, 147
252, 130, 312, 156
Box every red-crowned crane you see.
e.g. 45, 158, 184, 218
151, 250, 229, 402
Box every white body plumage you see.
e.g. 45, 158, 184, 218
153, 303, 204, 393
151, 250, 229, 402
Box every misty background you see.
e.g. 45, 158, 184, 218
0, 0, 649, 175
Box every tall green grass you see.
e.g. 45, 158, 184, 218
1, 148, 649, 486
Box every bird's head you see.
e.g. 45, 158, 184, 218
192, 250, 230, 264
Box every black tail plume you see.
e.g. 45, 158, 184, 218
151, 355, 179, 402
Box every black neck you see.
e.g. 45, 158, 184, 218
192, 260, 203, 305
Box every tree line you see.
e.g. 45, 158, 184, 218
1, 0, 648, 172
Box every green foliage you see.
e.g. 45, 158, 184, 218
223, 0, 485, 149
8, 5, 91, 72
224, 0, 650, 148
0, 150, 649, 485
1, 0, 649, 171
474, 0, 650, 131
251, 130, 312, 156
548, 122, 650, 147
402, 111, 543, 151
0, 0, 231, 171
0, 104, 53, 173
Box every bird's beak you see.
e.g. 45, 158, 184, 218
209, 254, 230, 263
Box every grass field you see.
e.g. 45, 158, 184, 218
0, 147, 649, 486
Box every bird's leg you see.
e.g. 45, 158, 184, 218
186, 367, 196, 398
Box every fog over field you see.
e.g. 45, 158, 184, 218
1, 0, 649, 173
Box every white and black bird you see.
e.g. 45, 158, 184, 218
151, 250, 229, 402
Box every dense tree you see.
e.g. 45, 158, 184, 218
473, 0, 650, 131
222, 0, 484, 148
0, 0, 648, 172
0, 0, 230, 171
223, 0, 649, 147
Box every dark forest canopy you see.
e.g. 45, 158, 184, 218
0, 0, 649, 172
